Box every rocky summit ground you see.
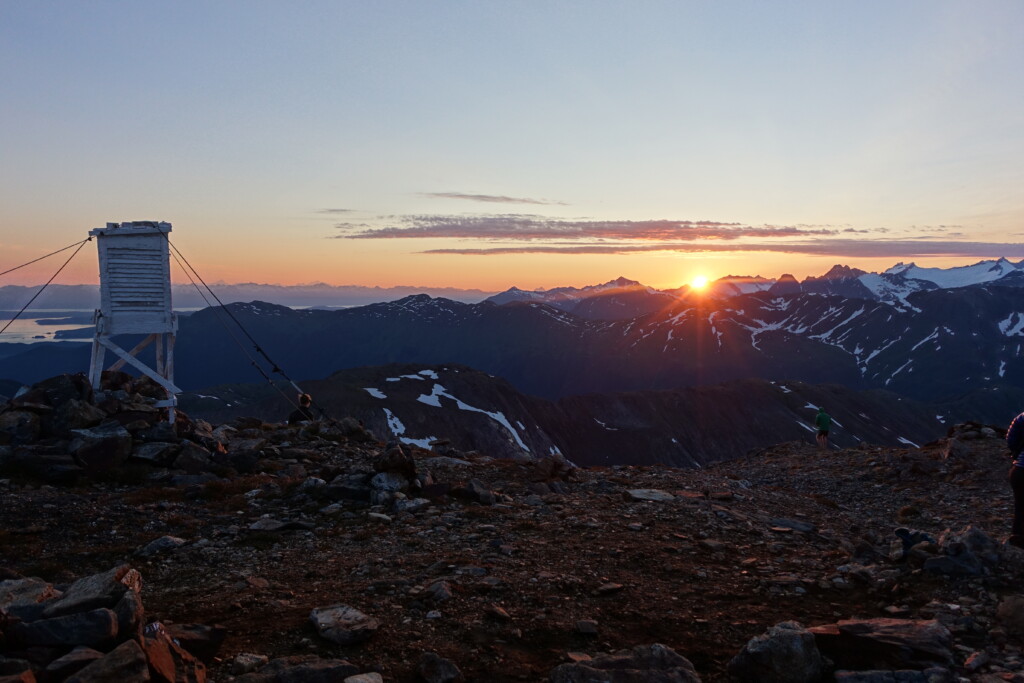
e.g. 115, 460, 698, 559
3, 374, 1024, 681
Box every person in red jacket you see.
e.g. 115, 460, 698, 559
1007, 412, 1024, 548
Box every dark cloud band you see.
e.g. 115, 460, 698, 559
420, 193, 567, 206
335, 215, 832, 241
420, 240, 1024, 258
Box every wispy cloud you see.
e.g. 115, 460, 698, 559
421, 192, 567, 206
421, 240, 1024, 258
317, 208, 354, 214
328, 212, 1020, 260
335, 215, 835, 241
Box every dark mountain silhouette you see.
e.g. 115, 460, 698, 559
178, 364, 943, 468
3, 262, 1024, 425
486, 277, 675, 320
0, 282, 494, 311
768, 273, 801, 296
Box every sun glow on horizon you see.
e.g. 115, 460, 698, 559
690, 275, 709, 290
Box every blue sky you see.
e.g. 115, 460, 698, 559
1, 1, 1022, 289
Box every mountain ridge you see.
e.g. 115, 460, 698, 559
178, 364, 943, 468
3, 277, 1024, 425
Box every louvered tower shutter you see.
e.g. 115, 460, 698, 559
89, 221, 175, 335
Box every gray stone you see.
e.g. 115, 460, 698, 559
235, 656, 358, 683
922, 554, 982, 576
169, 473, 219, 486
164, 623, 226, 665
418, 652, 462, 683
769, 518, 817, 534
423, 456, 470, 467
809, 619, 953, 670
370, 471, 408, 492
247, 518, 313, 532
130, 442, 179, 465
141, 625, 207, 683
344, 674, 384, 683
374, 446, 416, 477
42, 565, 141, 618
728, 621, 824, 683
0, 577, 60, 620
136, 535, 187, 557
227, 437, 267, 454
65, 639, 150, 682
9, 448, 84, 484
550, 643, 702, 683
309, 605, 379, 645
460, 478, 496, 505
114, 588, 144, 641
298, 477, 326, 492
944, 525, 1000, 565
11, 608, 118, 648
424, 581, 452, 602
0, 411, 40, 445
69, 422, 133, 472
173, 441, 213, 474
49, 398, 107, 436
393, 497, 431, 514
626, 489, 675, 502
232, 653, 268, 675
939, 438, 970, 460
44, 647, 105, 680
833, 670, 954, 683
997, 595, 1024, 636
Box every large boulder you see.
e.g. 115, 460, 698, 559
727, 621, 825, 683
996, 595, 1024, 636
42, 565, 142, 619
370, 472, 408, 493
309, 605, 379, 645
374, 445, 416, 479
234, 656, 358, 683
69, 422, 133, 472
113, 588, 145, 643
65, 639, 150, 682
3, 446, 83, 484
33, 373, 91, 407
164, 623, 226, 666
809, 619, 953, 671
130, 442, 180, 466
43, 647, 105, 680
550, 643, 702, 683
833, 670, 954, 682
0, 577, 61, 621
9, 608, 119, 648
47, 399, 108, 437
142, 624, 207, 683
0, 411, 41, 445
418, 652, 462, 683
172, 441, 214, 474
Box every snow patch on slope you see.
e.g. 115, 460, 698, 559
416, 383, 531, 453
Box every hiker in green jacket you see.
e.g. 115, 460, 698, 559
815, 407, 831, 450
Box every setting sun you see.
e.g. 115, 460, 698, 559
691, 275, 709, 290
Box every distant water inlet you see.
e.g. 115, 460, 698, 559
0, 311, 94, 343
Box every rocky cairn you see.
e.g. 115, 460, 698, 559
0, 563, 218, 682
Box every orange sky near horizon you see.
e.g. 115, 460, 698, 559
1, 229, 1012, 294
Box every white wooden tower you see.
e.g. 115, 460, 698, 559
87, 221, 180, 422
